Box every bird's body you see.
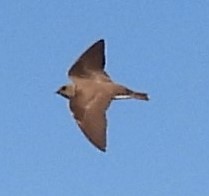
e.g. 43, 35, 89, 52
56, 39, 149, 152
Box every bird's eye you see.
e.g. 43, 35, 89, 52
61, 86, 66, 91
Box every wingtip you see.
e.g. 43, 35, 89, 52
97, 145, 106, 152
97, 39, 105, 44
95, 144, 106, 152
100, 148, 106, 152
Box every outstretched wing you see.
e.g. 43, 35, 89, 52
69, 92, 112, 152
68, 39, 106, 80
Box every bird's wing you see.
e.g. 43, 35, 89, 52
69, 91, 112, 152
68, 39, 107, 81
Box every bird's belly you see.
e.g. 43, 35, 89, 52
76, 80, 113, 99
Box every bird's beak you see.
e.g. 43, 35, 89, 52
55, 90, 60, 94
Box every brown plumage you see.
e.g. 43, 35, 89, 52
56, 39, 149, 152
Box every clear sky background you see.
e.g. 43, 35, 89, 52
1, 0, 209, 195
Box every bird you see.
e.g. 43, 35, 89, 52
56, 39, 149, 152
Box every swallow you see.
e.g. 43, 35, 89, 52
56, 39, 149, 152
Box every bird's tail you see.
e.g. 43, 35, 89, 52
113, 85, 149, 101
131, 92, 149, 101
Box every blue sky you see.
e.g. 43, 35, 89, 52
1, 0, 209, 195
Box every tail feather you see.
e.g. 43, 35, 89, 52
114, 85, 149, 101
132, 92, 149, 101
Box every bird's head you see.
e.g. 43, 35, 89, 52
56, 85, 75, 99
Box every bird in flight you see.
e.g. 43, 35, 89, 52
56, 39, 149, 152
